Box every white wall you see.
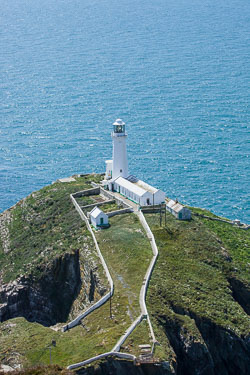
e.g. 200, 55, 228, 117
112, 135, 128, 180
140, 191, 153, 206
90, 212, 109, 227
153, 190, 166, 205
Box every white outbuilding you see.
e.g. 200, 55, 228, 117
166, 199, 191, 220
89, 207, 109, 229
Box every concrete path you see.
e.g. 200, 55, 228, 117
112, 191, 139, 211
66, 188, 159, 369
68, 351, 136, 370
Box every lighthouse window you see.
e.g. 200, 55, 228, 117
120, 169, 122, 173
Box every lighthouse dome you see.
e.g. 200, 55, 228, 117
113, 119, 125, 126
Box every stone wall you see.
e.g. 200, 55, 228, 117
73, 187, 100, 198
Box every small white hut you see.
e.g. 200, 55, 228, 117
166, 200, 191, 220
89, 207, 109, 228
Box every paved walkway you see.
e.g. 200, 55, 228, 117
112, 191, 139, 211
66, 187, 159, 370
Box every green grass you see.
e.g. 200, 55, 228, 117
1, 179, 249, 369
145, 212, 250, 338
75, 195, 121, 215
99, 202, 121, 213
121, 320, 151, 356
0, 364, 74, 375
75, 196, 94, 206
0, 213, 153, 368
0, 175, 102, 283
191, 207, 250, 281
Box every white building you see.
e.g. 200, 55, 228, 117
89, 207, 109, 228
113, 176, 165, 206
166, 199, 191, 220
104, 119, 165, 206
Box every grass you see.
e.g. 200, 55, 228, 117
76, 197, 121, 214
1, 178, 249, 370
0, 213, 153, 368
145, 211, 250, 338
99, 202, 121, 213
0, 364, 74, 375
75, 196, 94, 206
0, 175, 103, 284
191, 207, 250, 281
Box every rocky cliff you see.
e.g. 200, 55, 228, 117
146, 210, 250, 375
0, 175, 249, 375
0, 251, 80, 326
0, 175, 106, 327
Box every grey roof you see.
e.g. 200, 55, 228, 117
89, 206, 107, 219
167, 199, 184, 213
114, 177, 148, 197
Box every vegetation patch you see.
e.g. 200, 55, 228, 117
145, 211, 250, 337
0, 175, 102, 284
0, 213, 153, 368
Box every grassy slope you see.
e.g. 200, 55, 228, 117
145, 210, 250, 346
0, 213, 153, 368
191, 207, 249, 282
0, 174, 103, 284
1, 179, 249, 370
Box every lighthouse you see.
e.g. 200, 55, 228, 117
110, 119, 128, 180
103, 118, 166, 206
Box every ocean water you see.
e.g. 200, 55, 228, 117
0, 0, 249, 222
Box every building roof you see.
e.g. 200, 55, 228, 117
89, 206, 107, 219
114, 177, 148, 197
167, 199, 184, 213
134, 179, 158, 194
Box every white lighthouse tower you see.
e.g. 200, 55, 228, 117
111, 119, 128, 180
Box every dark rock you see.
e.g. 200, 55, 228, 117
76, 359, 174, 375
156, 311, 250, 375
228, 277, 250, 315
0, 251, 81, 326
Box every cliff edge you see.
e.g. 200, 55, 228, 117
0, 174, 249, 374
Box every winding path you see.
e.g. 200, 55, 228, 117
66, 188, 159, 370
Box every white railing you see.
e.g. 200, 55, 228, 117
136, 211, 158, 343
68, 351, 136, 370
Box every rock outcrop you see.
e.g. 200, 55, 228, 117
76, 359, 174, 375
0, 250, 104, 326
156, 311, 250, 375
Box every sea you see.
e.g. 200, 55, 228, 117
0, 0, 249, 222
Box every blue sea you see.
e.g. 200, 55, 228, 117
0, 0, 249, 222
